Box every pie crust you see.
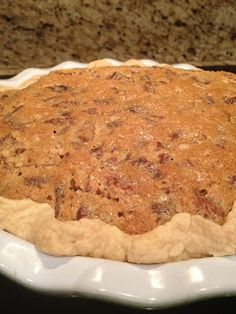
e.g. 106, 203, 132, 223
0, 60, 235, 264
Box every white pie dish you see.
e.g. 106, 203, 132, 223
1, 230, 236, 309
0, 59, 236, 309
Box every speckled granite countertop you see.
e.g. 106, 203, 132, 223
0, 0, 235, 75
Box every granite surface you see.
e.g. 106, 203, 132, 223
0, 0, 235, 75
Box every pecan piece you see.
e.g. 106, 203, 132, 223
106, 174, 135, 191
48, 85, 71, 93
70, 178, 81, 192
76, 205, 88, 220
91, 146, 103, 159
94, 98, 112, 105
195, 196, 225, 224
15, 148, 26, 155
106, 71, 129, 80
228, 175, 236, 185
54, 185, 64, 217
132, 157, 163, 180
159, 153, 173, 164
24, 175, 48, 188
224, 96, 236, 105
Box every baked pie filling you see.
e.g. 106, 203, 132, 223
0, 64, 235, 263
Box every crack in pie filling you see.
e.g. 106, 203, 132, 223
0, 62, 236, 263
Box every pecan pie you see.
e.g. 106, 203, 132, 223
0, 61, 235, 263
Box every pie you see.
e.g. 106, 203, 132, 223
0, 60, 235, 263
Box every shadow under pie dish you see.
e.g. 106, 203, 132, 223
0, 60, 235, 264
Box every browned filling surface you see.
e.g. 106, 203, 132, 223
0, 66, 235, 234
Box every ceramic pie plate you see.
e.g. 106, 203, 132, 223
0, 59, 236, 309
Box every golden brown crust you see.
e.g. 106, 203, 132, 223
0, 59, 236, 263
0, 196, 236, 263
